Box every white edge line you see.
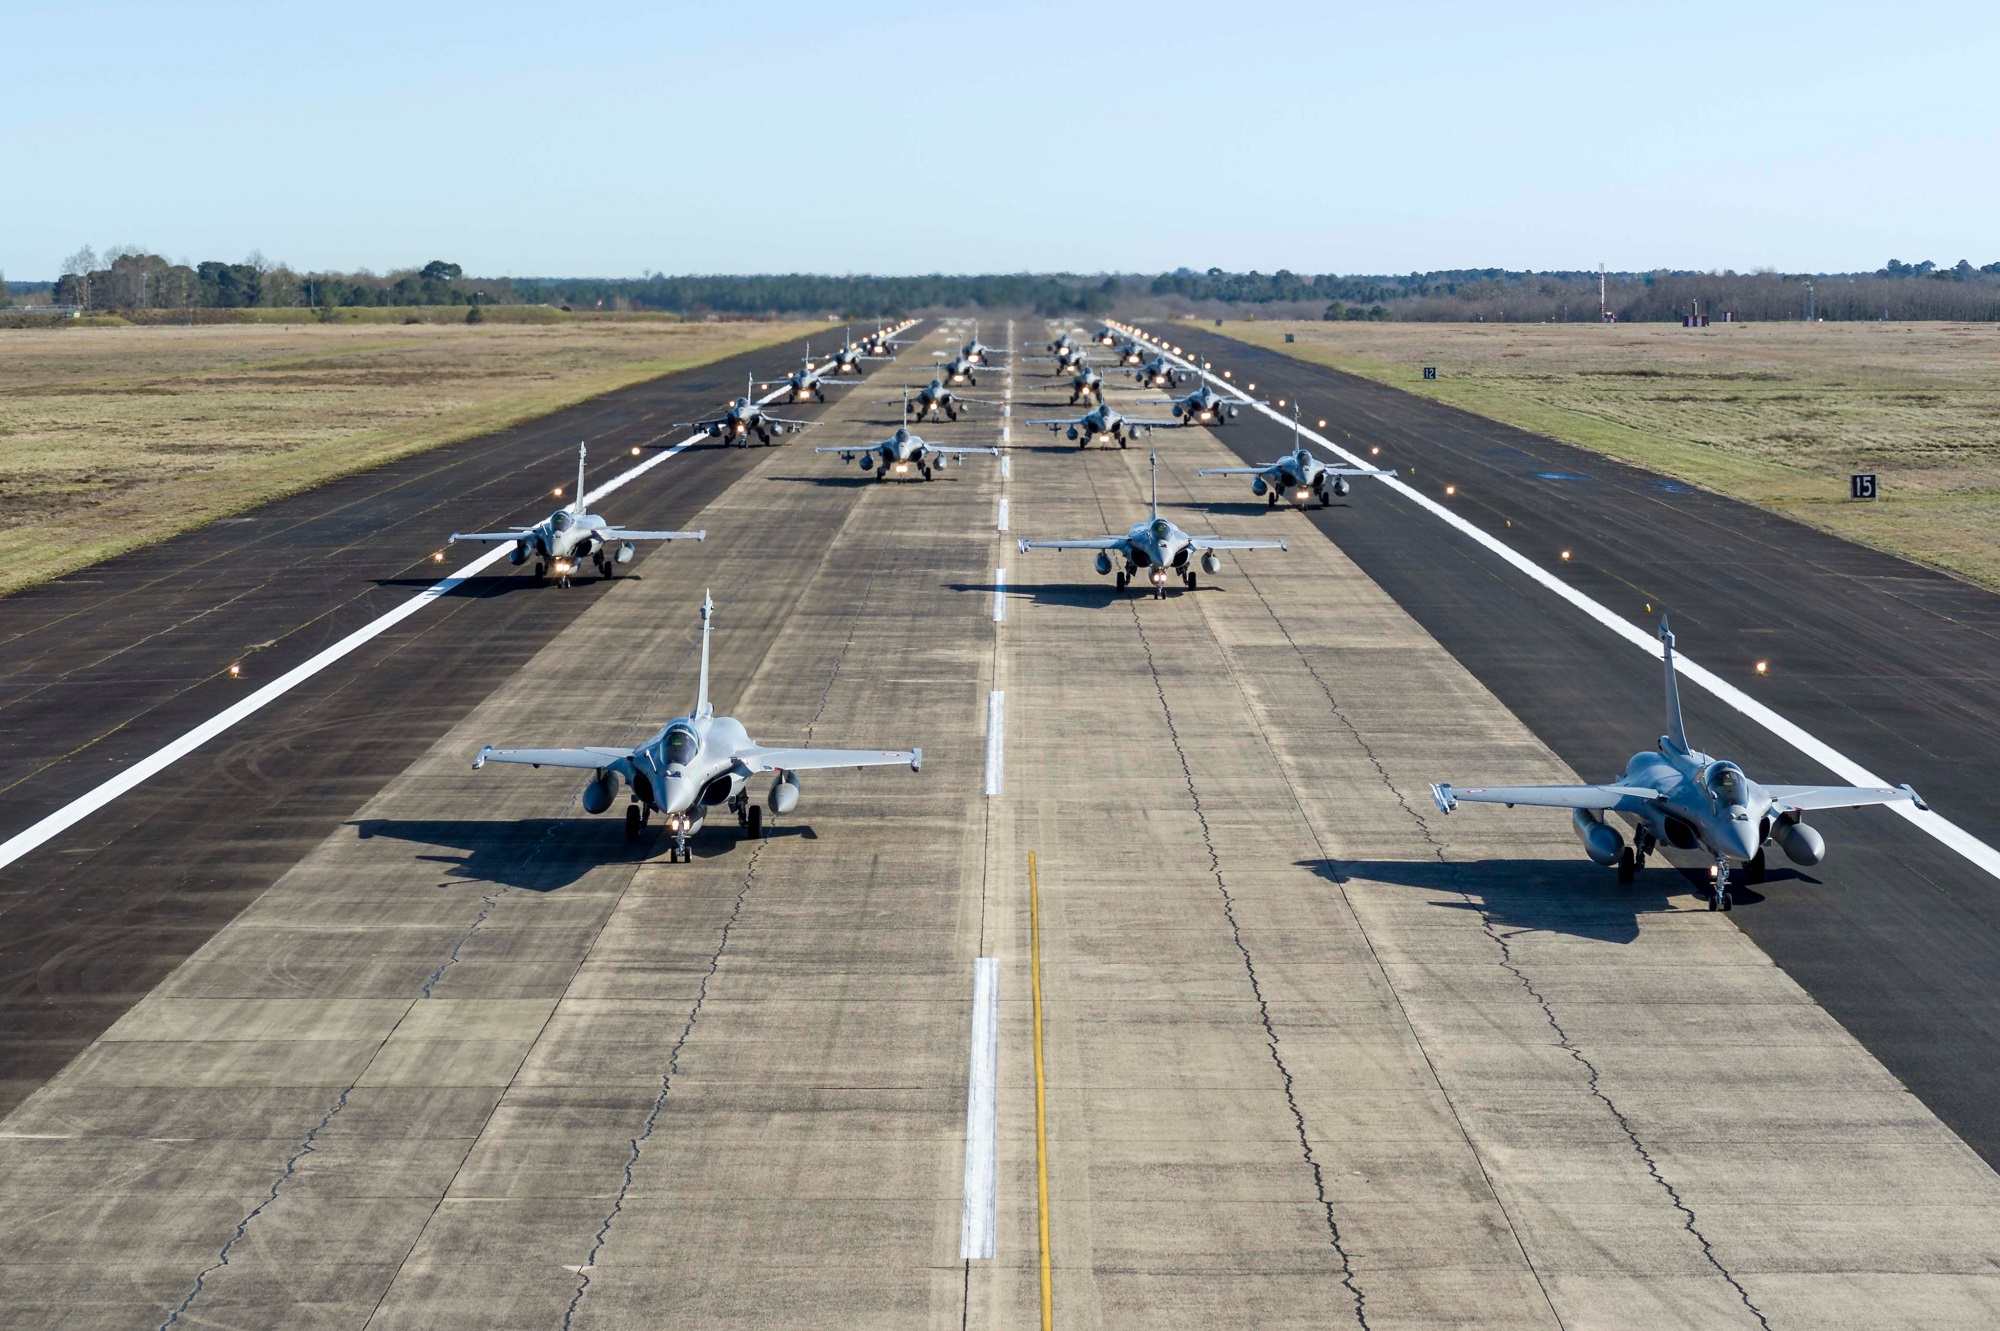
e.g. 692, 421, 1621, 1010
1124, 325, 2000, 882
0, 342, 869, 874
959, 956, 1000, 1260
984, 690, 1004, 797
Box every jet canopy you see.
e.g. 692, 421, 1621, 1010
894, 428, 911, 444
1150, 518, 1173, 540
551, 510, 572, 531
1705, 761, 1748, 807
663, 723, 700, 769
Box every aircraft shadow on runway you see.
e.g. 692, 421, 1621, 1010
1302, 857, 1805, 944
1177, 500, 1353, 518
949, 579, 1225, 608
371, 574, 642, 595
766, 473, 972, 489
351, 816, 814, 888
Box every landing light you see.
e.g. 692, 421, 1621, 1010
552, 487, 563, 497
631, 446, 642, 456
1560, 549, 1572, 561
1277, 398, 1285, 407
1756, 660, 1769, 675
1318, 418, 1327, 427
1445, 485, 1456, 496
1223, 371, 1232, 379
1370, 446, 1381, 456
432, 551, 445, 563
228, 663, 241, 678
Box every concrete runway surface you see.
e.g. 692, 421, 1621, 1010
0, 318, 1997, 1329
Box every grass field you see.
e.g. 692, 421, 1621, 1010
0, 318, 816, 597
1218, 320, 2000, 590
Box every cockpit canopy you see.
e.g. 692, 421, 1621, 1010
663, 723, 699, 769
551, 510, 572, 531
1705, 761, 1748, 807
894, 428, 910, 444
1150, 518, 1173, 541
1295, 450, 1312, 469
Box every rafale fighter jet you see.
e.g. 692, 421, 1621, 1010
674, 376, 817, 446
1027, 400, 1178, 449
935, 352, 991, 387
1132, 354, 1191, 389
818, 411, 1000, 480
959, 324, 1007, 366
899, 377, 996, 422
473, 592, 921, 862
860, 326, 913, 357
1046, 330, 1078, 355
1017, 452, 1287, 597
1140, 383, 1259, 426
1430, 618, 1926, 910
1066, 365, 1107, 405
1110, 339, 1146, 366
755, 347, 859, 404
1092, 326, 1118, 346
1196, 411, 1395, 507
828, 328, 892, 374
448, 444, 703, 585
1024, 343, 1088, 376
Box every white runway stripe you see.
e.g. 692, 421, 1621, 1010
993, 569, 1007, 623
959, 956, 1000, 1260
0, 330, 911, 875
984, 691, 1004, 796
996, 498, 1009, 532
1129, 326, 2000, 884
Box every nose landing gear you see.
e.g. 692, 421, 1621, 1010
1708, 860, 1734, 912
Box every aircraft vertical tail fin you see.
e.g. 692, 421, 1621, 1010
696, 591, 714, 720
574, 443, 587, 512
1659, 616, 1690, 753
1150, 451, 1159, 520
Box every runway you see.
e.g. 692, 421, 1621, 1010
1, 317, 1999, 1329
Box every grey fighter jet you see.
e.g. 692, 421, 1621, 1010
1066, 365, 1107, 405
448, 443, 704, 585
860, 325, 914, 357
1196, 412, 1394, 507
1092, 325, 1118, 346
1027, 400, 1178, 449
828, 328, 892, 374
1131, 354, 1192, 389
1046, 331, 1078, 355
675, 376, 817, 446
1017, 452, 1287, 597
934, 352, 990, 387
899, 377, 996, 422
1024, 343, 1088, 376
818, 412, 1000, 480
959, 324, 1008, 366
1109, 339, 1146, 366
1140, 383, 1259, 426
1429, 618, 1926, 910
472, 592, 921, 862
755, 347, 859, 404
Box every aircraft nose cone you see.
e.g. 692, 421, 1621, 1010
1725, 819, 1759, 862
663, 775, 697, 813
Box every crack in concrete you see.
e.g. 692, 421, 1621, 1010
1482, 918, 1772, 1330
561, 840, 759, 1330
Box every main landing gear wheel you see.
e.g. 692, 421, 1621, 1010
1268, 492, 1279, 507
921, 466, 934, 481
625, 805, 642, 840
1184, 570, 1197, 589
1747, 850, 1767, 884
1115, 571, 1128, 589
1118, 437, 1129, 449
745, 805, 763, 841
533, 562, 548, 583
1617, 846, 1636, 883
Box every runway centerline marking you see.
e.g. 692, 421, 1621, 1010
959, 956, 1000, 1260
1122, 323, 2000, 883
996, 498, 1010, 533
0, 321, 923, 874
984, 690, 1004, 797
993, 569, 1007, 624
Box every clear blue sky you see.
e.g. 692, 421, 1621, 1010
7, 0, 1996, 279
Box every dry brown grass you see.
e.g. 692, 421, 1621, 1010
0, 318, 817, 596
1220, 319, 2000, 590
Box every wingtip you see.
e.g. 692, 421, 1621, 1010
472, 745, 491, 770
1429, 782, 1456, 814
1901, 782, 1930, 811
911, 747, 923, 773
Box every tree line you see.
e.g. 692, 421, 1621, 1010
47, 248, 512, 312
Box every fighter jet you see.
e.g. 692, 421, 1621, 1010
860, 325, 914, 357
827, 328, 892, 375
1429, 618, 1926, 910
1066, 365, 1107, 405
1092, 325, 1118, 346
1140, 383, 1258, 426
1131, 354, 1191, 389
1017, 452, 1287, 597
1196, 410, 1395, 507
472, 592, 921, 862
818, 411, 1000, 480
754, 347, 859, 405
899, 377, 996, 423
448, 443, 704, 585
960, 324, 1008, 366
1027, 400, 1178, 449
674, 376, 817, 446
1110, 339, 1146, 366
1046, 330, 1078, 355
934, 352, 991, 387
1024, 343, 1089, 376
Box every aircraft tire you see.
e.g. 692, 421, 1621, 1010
1746, 850, 1767, 884
1115, 571, 1128, 589
746, 806, 763, 841
625, 806, 641, 840
1119, 437, 1128, 449
921, 467, 933, 481
1184, 571, 1197, 589
1617, 847, 1635, 883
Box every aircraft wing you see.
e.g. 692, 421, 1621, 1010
1187, 537, 1288, 552
926, 446, 1002, 456
592, 527, 706, 542
670, 417, 725, 431
1194, 466, 1277, 477
764, 416, 819, 429
739, 745, 922, 773
1430, 782, 1661, 814
473, 745, 633, 771
1016, 537, 1127, 551
814, 445, 870, 454
449, 529, 533, 543
1124, 417, 1183, 428
1024, 416, 1084, 427
1321, 466, 1399, 478
1762, 783, 1927, 812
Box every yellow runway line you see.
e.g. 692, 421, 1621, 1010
1028, 850, 1054, 1331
